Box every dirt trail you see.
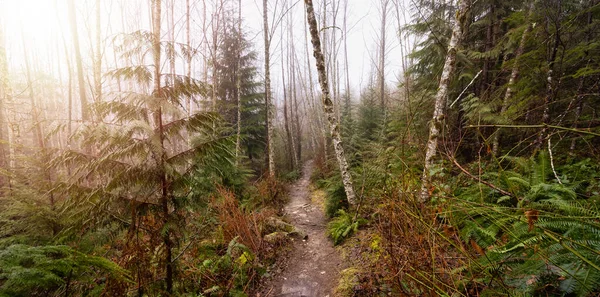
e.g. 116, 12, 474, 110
263, 161, 342, 297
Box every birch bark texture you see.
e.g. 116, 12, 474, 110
263, 0, 276, 177
304, 0, 356, 206
419, 0, 471, 203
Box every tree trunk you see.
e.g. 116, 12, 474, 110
393, 0, 410, 102
263, 0, 276, 177
343, 0, 351, 102
0, 25, 10, 190
304, 0, 356, 206
292, 53, 302, 164
282, 44, 295, 170
379, 0, 389, 108
94, 0, 102, 104
235, 0, 242, 162
186, 0, 192, 116
492, 3, 533, 156
419, 0, 471, 203
151, 0, 173, 294
287, 8, 300, 169
67, 0, 89, 121
304, 3, 327, 162
536, 4, 562, 150
22, 39, 44, 149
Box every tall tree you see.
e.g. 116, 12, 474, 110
150, 0, 173, 293
378, 0, 389, 108
67, 0, 89, 121
281, 38, 295, 169
263, 0, 276, 177
536, 0, 563, 149
304, 0, 357, 206
419, 0, 471, 203
491, 3, 534, 156
235, 0, 242, 161
186, 0, 192, 116
94, 0, 102, 104
0, 23, 10, 189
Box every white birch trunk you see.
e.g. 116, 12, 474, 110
304, 0, 356, 206
263, 0, 276, 177
419, 0, 471, 203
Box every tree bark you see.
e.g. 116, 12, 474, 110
94, 0, 102, 105
343, 0, 351, 102
304, 3, 327, 162
491, 3, 533, 156
536, 0, 562, 149
393, 0, 410, 102
304, 0, 356, 206
282, 42, 295, 170
288, 7, 300, 168
292, 51, 302, 164
263, 0, 276, 177
379, 0, 389, 108
0, 25, 10, 189
235, 0, 242, 162
419, 0, 471, 203
67, 0, 90, 121
186, 0, 192, 116
151, 0, 173, 294
22, 37, 44, 149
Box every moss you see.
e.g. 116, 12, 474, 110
310, 188, 327, 212
334, 267, 361, 297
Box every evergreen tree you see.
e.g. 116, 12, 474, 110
213, 13, 266, 170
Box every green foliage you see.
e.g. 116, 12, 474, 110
453, 152, 600, 296
0, 244, 128, 297
213, 12, 266, 171
327, 210, 367, 245
280, 169, 301, 183
323, 177, 349, 219
195, 237, 259, 297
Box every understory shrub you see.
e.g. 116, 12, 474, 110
327, 210, 367, 245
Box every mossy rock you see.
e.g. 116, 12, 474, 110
263, 231, 288, 244
266, 217, 295, 233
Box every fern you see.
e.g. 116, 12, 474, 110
327, 210, 367, 245
453, 152, 600, 295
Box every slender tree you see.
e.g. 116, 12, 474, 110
492, 3, 533, 156
378, 0, 389, 108
263, 0, 276, 177
186, 0, 192, 116
94, 0, 102, 104
536, 0, 563, 149
0, 24, 10, 189
304, 0, 356, 206
235, 0, 242, 161
419, 0, 471, 203
150, 0, 173, 293
67, 0, 89, 121
282, 37, 294, 169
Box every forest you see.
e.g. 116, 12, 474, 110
0, 0, 599, 296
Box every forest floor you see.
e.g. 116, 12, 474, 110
261, 161, 343, 297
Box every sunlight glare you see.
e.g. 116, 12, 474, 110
2, 0, 64, 61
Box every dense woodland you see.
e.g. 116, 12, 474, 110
0, 0, 599, 296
